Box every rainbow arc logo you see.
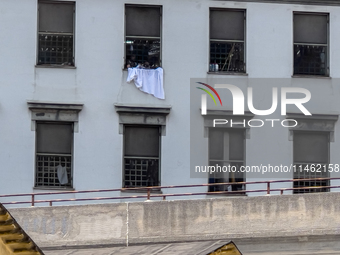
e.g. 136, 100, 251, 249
196, 82, 223, 106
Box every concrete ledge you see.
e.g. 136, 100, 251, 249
8, 192, 340, 248
27, 101, 83, 111
114, 103, 171, 115
40, 234, 340, 252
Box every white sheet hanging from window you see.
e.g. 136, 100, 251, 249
127, 67, 164, 99
57, 165, 68, 185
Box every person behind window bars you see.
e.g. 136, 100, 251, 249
147, 159, 159, 186
126, 54, 138, 68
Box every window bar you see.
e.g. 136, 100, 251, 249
124, 157, 159, 187
36, 154, 72, 187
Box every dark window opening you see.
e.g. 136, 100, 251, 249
293, 131, 329, 193
293, 13, 328, 76
124, 126, 160, 187
125, 5, 161, 69
38, 1, 75, 66
35, 123, 73, 188
209, 9, 245, 73
208, 128, 245, 192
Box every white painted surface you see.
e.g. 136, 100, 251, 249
0, 0, 340, 203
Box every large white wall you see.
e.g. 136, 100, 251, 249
0, 0, 340, 204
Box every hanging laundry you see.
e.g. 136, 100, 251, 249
57, 164, 68, 185
127, 67, 165, 99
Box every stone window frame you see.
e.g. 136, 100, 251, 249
287, 113, 338, 193
202, 110, 254, 192
28, 101, 83, 190
286, 113, 338, 142
115, 104, 171, 190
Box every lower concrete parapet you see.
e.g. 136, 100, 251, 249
7, 192, 340, 248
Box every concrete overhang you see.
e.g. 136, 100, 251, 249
27, 101, 84, 111
114, 103, 171, 115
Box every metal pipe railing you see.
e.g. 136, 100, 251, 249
1, 177, 340, 207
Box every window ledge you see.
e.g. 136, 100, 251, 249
35, 65, 76, 69
121, 188, 163, 194
292, 75, 331, 79
207, 72, 248, 76
33, 187, 75, 191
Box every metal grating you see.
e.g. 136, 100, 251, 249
38, 33, 74, 66
210, 42, 245, 72
293, 164, 329, 193
125, 38, 160, 68
35, 154, 72, 187
294, 45, 327, 75
124, 158, 159, 187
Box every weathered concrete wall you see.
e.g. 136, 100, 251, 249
7, 192, 340, 248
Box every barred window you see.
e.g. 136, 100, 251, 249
294, 13, 329, 76
38, 1, 75, 66
208, 128, 245, 192
124, 126, 160, 188
293, 131, 329, 193
35, 123, 73, 188
209, 9, 245, 73
125, 5, 161, 69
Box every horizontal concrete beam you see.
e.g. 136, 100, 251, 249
7, 192, 340, 248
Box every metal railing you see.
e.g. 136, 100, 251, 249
1, 177, 340, 207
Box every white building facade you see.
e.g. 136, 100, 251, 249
1, 0, 340, 205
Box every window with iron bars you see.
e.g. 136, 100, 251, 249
123, 126, 160, 188
37, 1, 75, 66
35, 123, 73, 188
293, 13, 329, 76
208, 128, 245, 193
209, 9, 245, 73
293, 131, 329, 194
125, 5, 161, 69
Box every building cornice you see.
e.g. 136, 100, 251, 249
114, 103, 171, 115
27, 101, 83, 111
